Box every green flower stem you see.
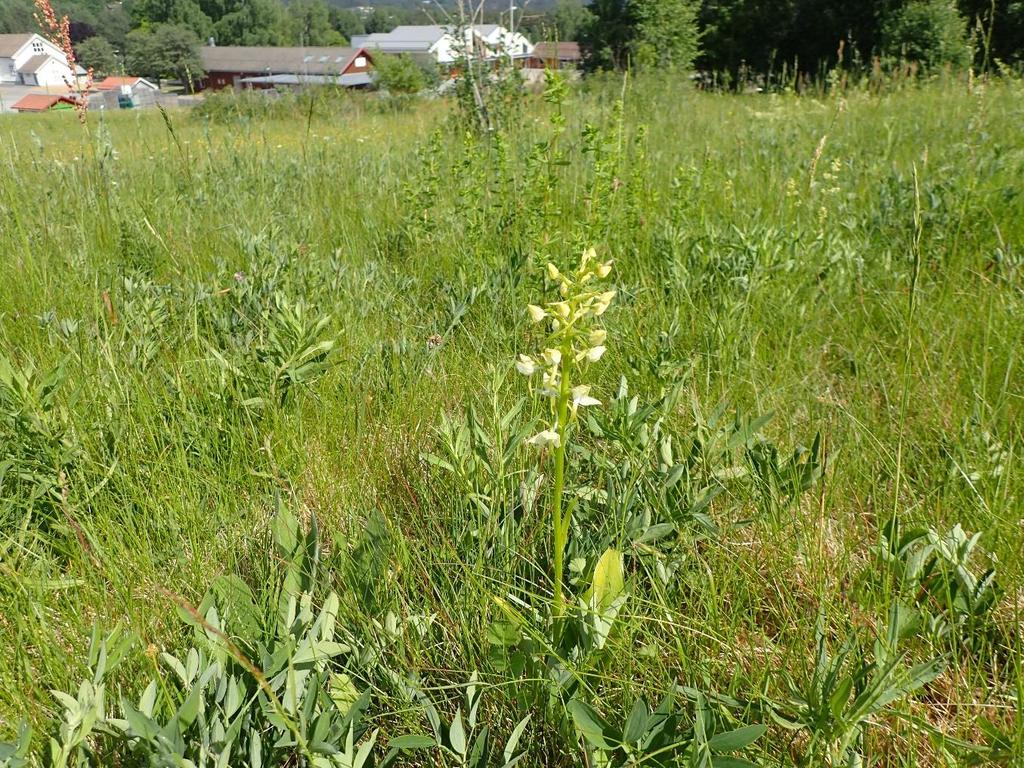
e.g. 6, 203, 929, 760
551, 342, 572, 618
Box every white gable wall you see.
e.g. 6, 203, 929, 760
23, 55, 75, 87
0, 35, 73, 85
366, 25, 533, 65
429, 34, 461, 65
13, 35, 65, 70
479, 28, 534, 58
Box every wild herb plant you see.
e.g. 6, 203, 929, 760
877, 517, 1003, 654
773, 607, 945, 767
1, 502, 390, 768
516, 249, 615, 617
0, 354, 80, 526
567, 691, 766, 767
393, 673, 531, 768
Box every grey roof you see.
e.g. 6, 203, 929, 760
20, 53, 56, 73
358, 24, 502, 49
238, 72, 373, 87
201, 46, 366, 75
386, 25, 449, 43
357, 25, 531, 58
0, 33, 33, 57
359, 39, 435, 53
356, 26, 445, 53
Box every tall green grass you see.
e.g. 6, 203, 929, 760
0, 76, 1021, 765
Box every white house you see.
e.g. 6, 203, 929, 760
353, 25, 533, 66
474, 24, 534, 60
0, 33, 85, 87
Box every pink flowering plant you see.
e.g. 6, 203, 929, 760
34, 0, 92, 122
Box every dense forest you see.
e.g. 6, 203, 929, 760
1, 0, 1021, 84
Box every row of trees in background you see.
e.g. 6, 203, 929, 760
1, 0, 1021, 84
695, 0, 1023, 82
587, 0, 1022, 81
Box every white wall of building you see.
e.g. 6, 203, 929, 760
0, 35, 74, 86
0, 57, 18, 83
24, 56, 75, 86
479, 27, 534, 59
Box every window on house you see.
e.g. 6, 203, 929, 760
354, 56, 366, 67
32, 41, 44, 54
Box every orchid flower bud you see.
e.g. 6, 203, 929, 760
592, 291, 616, 316
515, 354, 537, 376
527, 429, 561, 448
571, 385, 601, 408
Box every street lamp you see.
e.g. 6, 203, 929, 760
506, 4, 519, 63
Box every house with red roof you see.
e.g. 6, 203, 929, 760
10, 93, 80, 112
94, 76, 159, 93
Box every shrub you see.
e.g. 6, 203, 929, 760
374, 53, 427, 96
881, 0, 972, 71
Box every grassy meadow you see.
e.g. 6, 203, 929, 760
0, 76, 1022, 766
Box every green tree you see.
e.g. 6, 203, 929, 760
130, 0, 213, 40
364, 7, 416, 34
882, 0, 971, 69
581, 0, 635, 69
287, 0, 343, 45
632, 0, 701, 69
696, 0, 891, 87
94, 5, 133, 49
374, 52, 426, 95
213, 0, 287, 44
126, 22, 204, 89
329, 7, 365, 42
76, 36, 120, 76
169, 0, 214, 40
130, 0, 174, 24
955, 0, 1024, 66
0, 0, 35, 34
552, 0, 590, 40
583, 0, 700, 70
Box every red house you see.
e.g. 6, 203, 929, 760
199, 46, 374, 90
